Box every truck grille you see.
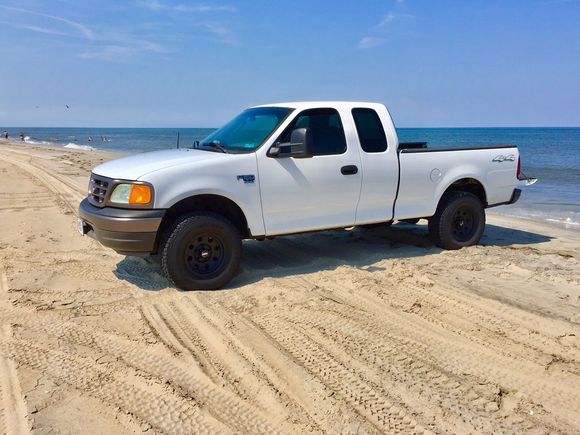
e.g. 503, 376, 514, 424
88, 174, 110, 207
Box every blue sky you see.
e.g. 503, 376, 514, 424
0, 0, 579, 127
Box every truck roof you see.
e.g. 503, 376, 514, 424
253, 101, 387, 111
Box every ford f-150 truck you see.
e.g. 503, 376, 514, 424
78, 102, 536, 290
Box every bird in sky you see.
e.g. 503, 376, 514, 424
66, 105, 70, 109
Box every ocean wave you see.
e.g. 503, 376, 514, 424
491, 206, 580, 231
24, 137, 52, 145
63, 143, 95, 151
546, 217, 580, 227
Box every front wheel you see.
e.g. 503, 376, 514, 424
161, 212, 242, 290
428, 192, 485, 250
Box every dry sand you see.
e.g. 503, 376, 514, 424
0, 140, 579, 434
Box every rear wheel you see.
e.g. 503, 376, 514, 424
428, 192, 485, 250
161, 212, 241, 290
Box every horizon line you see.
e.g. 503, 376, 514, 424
2, 125, 580, 130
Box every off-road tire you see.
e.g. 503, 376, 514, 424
428, 191, 485, 250
161, 212, 242, 290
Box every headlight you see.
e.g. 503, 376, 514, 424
110, 183, 152, 205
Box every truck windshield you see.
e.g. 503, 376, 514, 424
199, 107, 293, 153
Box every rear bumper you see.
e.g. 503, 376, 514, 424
508, 188, 522, 204
487, 188, 521, 208
78, 198, 165, 254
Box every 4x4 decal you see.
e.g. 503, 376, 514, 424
492, 154, 516, 162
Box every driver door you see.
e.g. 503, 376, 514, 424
258, 108, 362, 235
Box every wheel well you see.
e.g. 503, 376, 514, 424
440, 178, 487, 208
155, 195, 250, 252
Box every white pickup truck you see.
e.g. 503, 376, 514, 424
79, 101, 535, 290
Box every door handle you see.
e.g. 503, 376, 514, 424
341, 165, 358, 175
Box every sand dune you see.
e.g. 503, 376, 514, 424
0, 141, 579, 434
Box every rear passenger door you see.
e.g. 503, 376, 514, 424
351, 107, 399, 224
258, 108, 362, 235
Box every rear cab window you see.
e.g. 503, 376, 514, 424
352, 108, 388, 153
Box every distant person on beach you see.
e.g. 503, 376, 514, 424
19, 132, 25, 141
88, 136, 93, 143
2, 130, 8, 139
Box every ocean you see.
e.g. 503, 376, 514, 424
3, 126, 579, 231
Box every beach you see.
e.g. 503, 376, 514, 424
0, 140, 579, 433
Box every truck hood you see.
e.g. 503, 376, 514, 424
92, 148, 229, 180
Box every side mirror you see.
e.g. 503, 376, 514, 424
268, 128, 313, 158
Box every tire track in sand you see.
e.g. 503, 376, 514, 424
0, 148, 88, 197
192, 297, 369, 434
250, 312, 431, 434
341, 270, 580, 375
0, 271, 225, 434
276, 296, 550, 434
379, 274, 580, 364
296, 276, 580, 431
147, 298, 298, 422
0, 273, 31, 435
29, 311, 281, 434
0, 152, 84, 215
0, 337, 225, 435
175, 296, 327, 432
147, 292, 388, 433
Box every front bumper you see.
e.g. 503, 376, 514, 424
78, 198, 165, 254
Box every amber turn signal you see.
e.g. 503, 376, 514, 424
129, 185, 152, 204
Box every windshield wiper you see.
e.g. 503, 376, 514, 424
200, 140, 228, 154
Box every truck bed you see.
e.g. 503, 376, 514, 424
394, 144, 520, 220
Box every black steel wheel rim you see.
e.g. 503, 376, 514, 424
452, 206, 476, 242
184, 233, 225, 277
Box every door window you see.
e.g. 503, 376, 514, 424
352, 108, 388, 153
278, 108, 347, 156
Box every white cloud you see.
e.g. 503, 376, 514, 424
135, 1, 237, 45
200, 22, 238, 44
79, 39, 170, 61
379, 12, 396, 26
360, 7, 415, 47
16, 24, 69, 36
135, 0, 165, 11
358, 36, 384, 49
1, 2, 237, 62
137, 1, 235, 13
175, 4, 235, 13
0, 5, 93, 40
79, 45, 134, 61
